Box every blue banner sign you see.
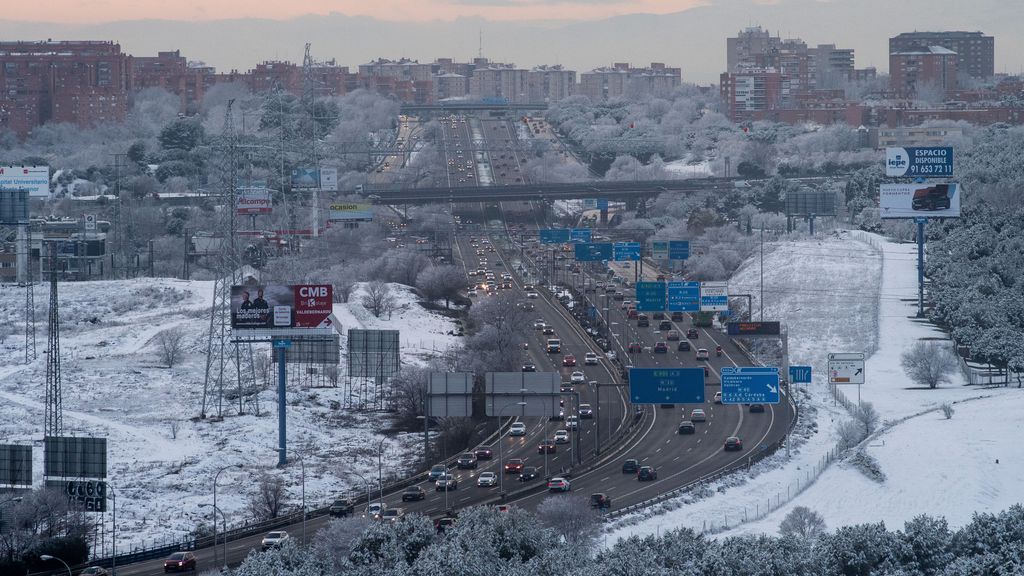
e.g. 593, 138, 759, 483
569, 228, 593, 243
635, 281, 667, 312
721, 367, 780, 404
613, 242, 641, 261
574, 242, 613, 262
667, 281, 700, 312
885, 147, 954, 178
597, 198, 609, 210
629, 368, 705, 404
789, 365, 812, 384
540, 229, 571, 244
669, 241, 690, 260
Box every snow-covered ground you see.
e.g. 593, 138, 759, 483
606, 230, 1024, 543
664, 157, 713, 178
0, 279, 458, 553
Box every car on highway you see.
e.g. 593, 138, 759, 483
467, 289, 478, 297
690, 408, 707, 422
584, 352, 599, 365
261, 530, 290, 550
627, 308, 639, 319
435, 474, 458, 491
547, 477, 571, 492
554, 429, 570, 444
427, 464, 448, 482
475, 446, 493, 460
724, 436, 743, 451
504, 458, 525, 473
518, 466, 539, 481
695, 348, 710, 360
628, 342, 643, 353
658, 320, 672, 331
163, 551, 197, 573
621, 459, 639, 474
637, 314, 650, 327
666, 330, 680, 341
534, 319, 547, 329
714, 391, 723, 404
678, 420, 696, 434
677, 340, 691, 352
570, 371, 586, 383
538, 439, 556, 454
749, 404, 766, 413
472, 471, 497, 488
686, 328, 699, 339
560, 383, 574, 393
457, 453, 478, 469
380, 508, 405, 522
653, 311, 665, 320
654, 342, 668, 353
578, 403, 593, 418
509, 422, 527, 436
566, 415, 579, 430
401, 486, 426, 502
527, 291, 539, 299
521, 361, 537, 372
637, 466, 658, 481
621, 300, 632, 310
589, 493, 612, 510
329, 498, 354, 517
543, 326, 556, 335
562, 354, 577, 367
546, 339, 561, 353
80, 568, 109, 576
366, 502, 387, 519
671, 311, 685, 321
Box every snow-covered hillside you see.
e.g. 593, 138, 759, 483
0, 279, 458, 552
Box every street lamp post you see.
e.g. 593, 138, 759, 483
198, 504, 227, 569
106, 484, 116, 576
39, 555, 72, 576
212, 463, 242, 567
376, 438, 386, 503
496, 400, 527, 498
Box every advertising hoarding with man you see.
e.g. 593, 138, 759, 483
231, 285, 333, 331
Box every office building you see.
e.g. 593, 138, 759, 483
890, 31, 994, 78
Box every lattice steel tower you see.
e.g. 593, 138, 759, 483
44, 243, 62, 437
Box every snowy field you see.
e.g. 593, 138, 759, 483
606, 230, 1024, 544
663, 157, 714, 178
0, 279, 458, 553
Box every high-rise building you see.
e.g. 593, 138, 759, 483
0, 40, 130, 137
890, 31, 994, 78
526, 65, 575, 103
579, 62, 680, 101
890, 46, 958, 98
727, 27, 781, 73
719, 68, 788, 123
470, 64, 530, 103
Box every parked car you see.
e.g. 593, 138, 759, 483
457, 453, 478, 469
547, 477, 571, 492
329, 498, 354, 517
724, 436, 743, 451
475, 447, 494, 460
477, 471, 498, 487
163, 551, 197, 573
621, 459, 639, 474
678, 420, 696, 434
637, 466, 658, 481
402, 486, 426, 501
435, 516, 457, 532
504, 458, 525, 473
261, 530, 290, 550
677, 340, 691, 352
509, 422, 527, 436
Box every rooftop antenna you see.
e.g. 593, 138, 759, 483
479, 29, 483, 59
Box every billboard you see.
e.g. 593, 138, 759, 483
785, 189, 836, 217
885, 147, 953, 178
328, 203, 374, 222
0, 189, 30, 224
348, 329, 401, 379
231, 285, 333, 331
0, 444, 32, 487
879, 183, 961, 219
700, 281, 729, 312
236, 188, 273, 215
43, 437, 106, 479
270, 335, 340, 364
64, 480, 108, 513
290, 167, 338, 191
0, 166, 50, 197
428, 372, 473, 418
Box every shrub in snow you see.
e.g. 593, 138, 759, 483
941, 402, 955, 419
901, 341, 958, 389
779, 506, 827, 540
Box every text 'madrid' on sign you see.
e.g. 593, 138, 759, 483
629, 367, 705, 404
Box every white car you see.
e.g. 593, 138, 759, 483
695, 348, 710, 361
578, 403, 593, 418
261, 530, 290, 550
526, 292, 539, 299
365, 502, 387, 518
570, 371, 586, 383
534, 319, 547, 330
509, 422, 527, 436
690, 408, 707, 422
713, 391, 723, 404
553, 429, 570, 444
566, 416, 579, 430
584, 352, 599, 365
477, 471, 498, 487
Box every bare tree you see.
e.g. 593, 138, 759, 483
940, 402, 955, 419
901, 341, 957, 389
155, 326, 187, 367
464, 293, 532, 374
535, 495, 602, 551
248, 473, 287, 520
391, 366, 429, 427
361, 281, 397, 319
854, 401, 880, 437
779, 506, 827, 540
311, 517, 372, 572
416, 265, 466, 309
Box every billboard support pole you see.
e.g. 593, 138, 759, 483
277, 347, 287, 467
917, 218, 926, 318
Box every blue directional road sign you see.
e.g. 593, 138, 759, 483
539, 229, 571, 244
629, 368, 705, 404
667, 281, 700, 312
597, 198, 609, 210
721, 367, 780, 404
885, 147, 954, 178
272, 339, 292, 349
613, 242, 641, 261
635, 281, 667, 312
789, 365, 812, 384
574, 242, 613, 262
569, 228, 593, 243
669, 240, 690, 260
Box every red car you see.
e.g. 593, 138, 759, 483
164, 552, 197, 573
504, 458, 525, 473
475, 447, 494, 460
562, 355, 577, 367
653, 342, 668, 353
538, 440, 556, 454
628, 342, 643, 353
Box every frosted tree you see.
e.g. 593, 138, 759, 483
901, 342, 958, 389
779, 506, 827, 540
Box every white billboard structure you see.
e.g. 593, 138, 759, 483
236, 188, 272, 214
0, 166, 50, 197
879, 183, 961, 219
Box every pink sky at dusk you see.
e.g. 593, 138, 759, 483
8, 0, 705, 23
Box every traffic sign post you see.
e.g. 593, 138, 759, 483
667, 281, 700, 312
569, 228, 593, 243
828, 352, 865, 407
669, 240, 690, 260
635, 281, 666, 312
613, 242, 641, 262
788, 365, 812, 384
720, 367, 780, 404
700, 281, 729, 311
629, 368, 705, 404
574, 242, 613, 262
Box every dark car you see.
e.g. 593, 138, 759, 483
686, 328, 699, 339
637, 466, 658, 481
475, 447, 494, 460
724, 436, 743, 451
80, 568, 109, 576
427, 464, 447, 482
518, 466, 539, 481
637, 314, 650, 327
522, 363, 537, 372
677, 340, 691, 352
654, 341, 668, 353
912, 184, 952, 211
678, 420, 696, 434
504, 458, 525, 474
402, 486, 426, 501
621, 459, 639, 474
329, 498, 354, 517
164, 551, 197, 573
671, 311, 684, 321
457, 453, 478, 469
538, 439, 556, 454
628, 342, 643, 353
589, 493, 612, 510
749, 404, 766, 413
435, 516, 457, 533
652, 311, 665, 320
